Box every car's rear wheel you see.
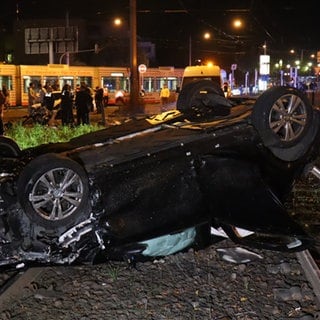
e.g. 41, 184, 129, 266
251, 86, 318, 161
0, 136, 21, 157
17, 153, 91, 229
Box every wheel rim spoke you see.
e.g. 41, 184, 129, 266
269, 94, 307, 141
30, 167, 84, 221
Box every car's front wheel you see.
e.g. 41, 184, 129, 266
251, 86, 319, 161
17, 153, 91, 229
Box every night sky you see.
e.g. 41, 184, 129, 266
1, 0, 319, 69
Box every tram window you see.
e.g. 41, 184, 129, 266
142, 77, 154, 93
155, 78, 168, 92
102, 77, 129, 92
23, 76, 41, 93
141, 77, 180, 93
59, 77, 74, 90
43, 77, 60, 90
78, 77, 92, 89
166, 78, 180, 91
0, 76, 13, 91
153, 77, 181, 92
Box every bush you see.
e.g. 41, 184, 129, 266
5, 123, 104, 149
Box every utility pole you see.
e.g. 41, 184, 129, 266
189, 35, 192, 66
65, 11, 70, 65
129, 0, 141, 113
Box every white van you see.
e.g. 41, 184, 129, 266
180, 65, 225, 89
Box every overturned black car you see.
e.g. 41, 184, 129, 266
0, 80, 320, 269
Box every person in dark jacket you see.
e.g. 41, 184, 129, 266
94, 86, 104, 114
2, 84, 10, 110
0, 90, 5, 135
60, 84, 74, 126
42, 85, 55, 112
42, 85, 55, 125
75, 84, 92, 125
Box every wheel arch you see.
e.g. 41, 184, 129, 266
17, 153, 91, 230
251, 86, 318, 161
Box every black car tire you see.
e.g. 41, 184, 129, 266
17, 153, 91, 229
251, 86, 317, 161
0, 136, 21, 157
176, 80, 230, 112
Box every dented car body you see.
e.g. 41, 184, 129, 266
0, 81, 320, 269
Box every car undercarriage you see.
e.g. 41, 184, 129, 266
1, 82, 320, 270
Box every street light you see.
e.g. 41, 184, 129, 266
233, 19, 243, 29
203, 32, 211, 40
114, 18, 122, 26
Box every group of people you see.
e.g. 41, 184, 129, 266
28, 82, 75, 126
27, 82, 108, 127
2, 82, 172, 132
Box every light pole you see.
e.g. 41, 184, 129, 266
59, 48, 96, 64
263, 41, 267, 55
189, 32, 211, 66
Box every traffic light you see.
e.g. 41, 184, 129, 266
94, 44, 99, 54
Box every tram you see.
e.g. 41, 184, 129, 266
0, 64, 184, 107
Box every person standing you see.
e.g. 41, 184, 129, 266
103, 85, 109, 108
42, 85, 55, 125
28, 82, 37, 115
94, 86, 104, 114
60, 84, 74, 126
223, 82, 229, 97
2, 84, 10, 110
160, 83, 170, 110
75, 84, 92, 125
0, 89, 5, 135
39, 83, 47, 106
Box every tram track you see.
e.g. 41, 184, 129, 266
0, 248, 320, 316
297, 249, 320, 308
0, 270, 21, 296
0, 267, 45, 311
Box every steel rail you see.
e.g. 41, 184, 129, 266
0, 267, 44, 311
296, 249, 320, 308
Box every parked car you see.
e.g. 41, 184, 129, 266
0, 80, 320, 269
